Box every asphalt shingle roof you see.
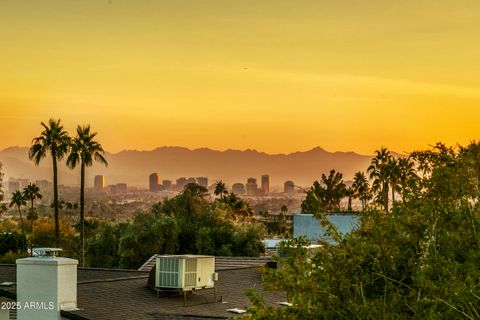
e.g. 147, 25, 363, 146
0, 259, 285, 320
139, 255, 272, 272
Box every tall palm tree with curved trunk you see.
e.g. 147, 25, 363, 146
368, 148, 393, 214
29, 119, 70, 244
67, 125, 107, 267
10, 191, 27, 232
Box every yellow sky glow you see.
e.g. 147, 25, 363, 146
1, 0, 480, 154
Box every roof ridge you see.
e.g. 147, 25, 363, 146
78, 275, 149, 285
78, 267, 147, 273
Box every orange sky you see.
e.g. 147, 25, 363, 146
1, 1, 480, 155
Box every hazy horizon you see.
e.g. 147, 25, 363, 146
1, 1, 480, 154
0, 144, 374, 188
0, 144, 400, 157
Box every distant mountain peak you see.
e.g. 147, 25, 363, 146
308, 146, 328, 153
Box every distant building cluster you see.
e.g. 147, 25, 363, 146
148, 173, 209, 192
231, 174, 271, 196
7, 178, 52, 195
229, 175, 297, 196
93, 175, 128, 194
90, 173, 297, 196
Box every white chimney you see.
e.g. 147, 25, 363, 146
16, 249, 78, 320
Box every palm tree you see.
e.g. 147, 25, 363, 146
386, 157, 400, 204
345, 187, 354, 212
29, 119, 70, 244
26, 208, 39, 235
67, 125, 107, 267
352, 171, 370, 211
460, 141, 480, 200
368, 148, 393, 214
214, 180, 228, 200
23, 184, 42, 243
9, 191, 27, 232
397, 157, 417, 202
27, 207, 39, 256
23, 183, 43, 212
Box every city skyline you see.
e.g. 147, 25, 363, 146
1, 1, 480, 155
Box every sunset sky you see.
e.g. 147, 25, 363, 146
1, 0, 480, 155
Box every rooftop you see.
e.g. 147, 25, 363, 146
0, 256, 284, 320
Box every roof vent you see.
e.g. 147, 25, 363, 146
33, 247, 62, 257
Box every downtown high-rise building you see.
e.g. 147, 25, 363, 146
176, 177, 187, 191
232, 183, 245, 195
261, 174, 270, 195
94, 175, 105, 193
196, 177, 208, 188
284, 180, 295, 195
149, 173, 160, 192
246, 178, 258, 196
162, 180, 172, 191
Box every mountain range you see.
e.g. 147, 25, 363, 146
0, 146, 375, 189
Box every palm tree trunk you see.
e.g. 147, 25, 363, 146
80, 161, 85, 267
401, 182, 406, 203
384, 183, 389, 214
476, 161, 480, 201
30, 220, 34, 257
17, 206, 24, 232
52, 150, 60, 245
391, 184, 395, 204
348, 196, 352, 212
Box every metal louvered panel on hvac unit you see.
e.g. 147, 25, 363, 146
157, 255, 181, 288
184, 256, 197, 287
155, 255, 217, 291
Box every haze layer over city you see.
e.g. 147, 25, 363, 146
1, 1, 480, 320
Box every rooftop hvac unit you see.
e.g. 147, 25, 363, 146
155, 255, 217, 291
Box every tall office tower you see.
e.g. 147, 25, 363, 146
149, 173, 160, 192
284, 180, 295, 195
186, 177, 196, 185
94, 175, 105, 193
176, 177, 187, 191
246, 178, 258, 196
196, 177, 208, 188
162, 180, 172, 191
232, 183, 246, 195
261, 174, 270, 195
